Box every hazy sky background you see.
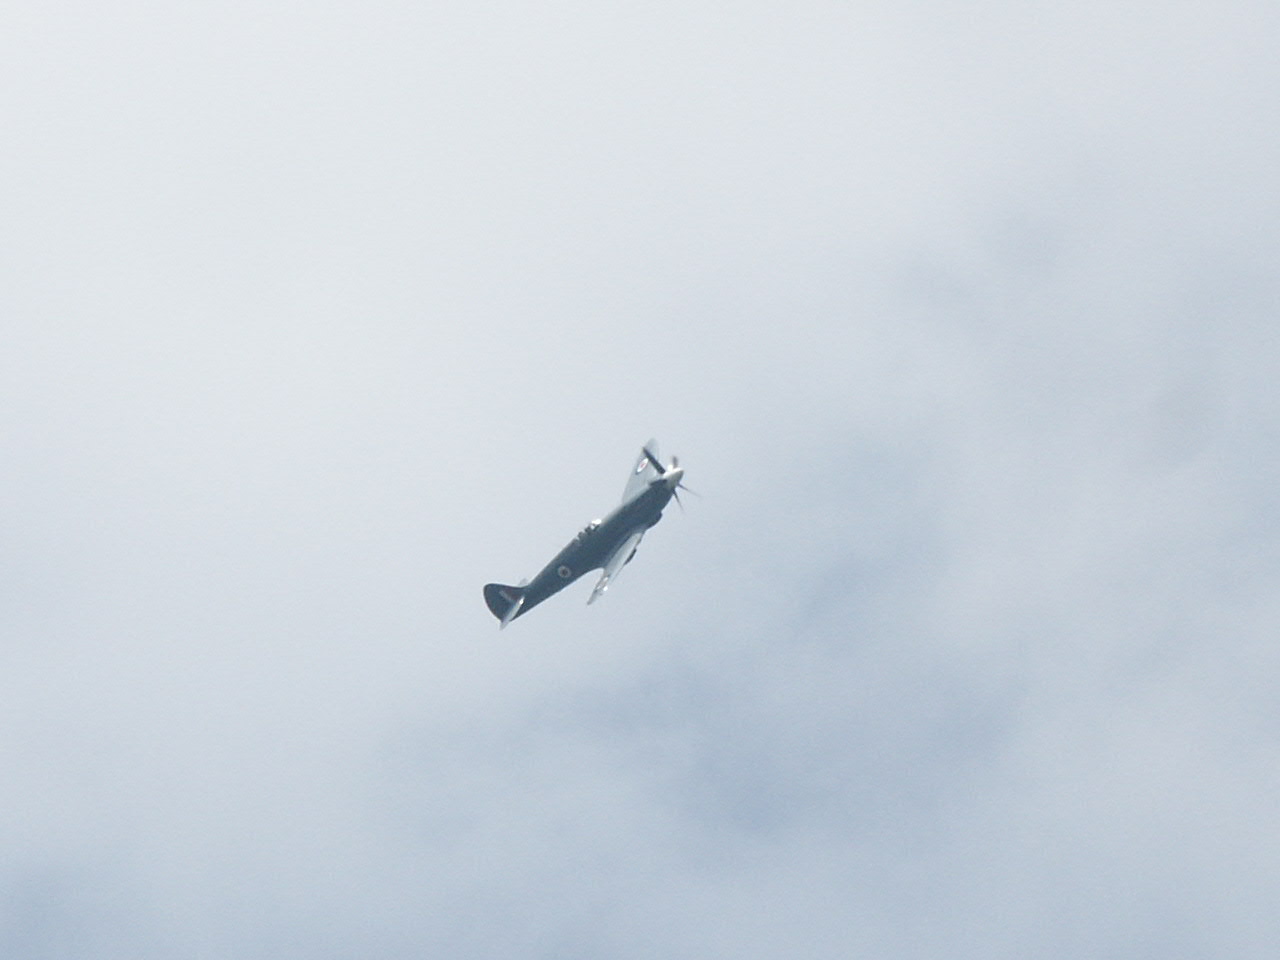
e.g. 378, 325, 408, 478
4, 2, 1278, 957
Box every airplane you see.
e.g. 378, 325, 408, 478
483, 440, 691, 627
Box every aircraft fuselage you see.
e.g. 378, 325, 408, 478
508, 478, 675, 619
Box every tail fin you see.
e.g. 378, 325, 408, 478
484, 582, 527, 628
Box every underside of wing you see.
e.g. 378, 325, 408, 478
587, 530, 645, 604
621, 438, 661, 504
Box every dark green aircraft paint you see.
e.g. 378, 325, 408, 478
484, 442, 688, 627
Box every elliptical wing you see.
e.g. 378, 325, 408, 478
620, 438, 661, 504
588, 529, 645, 604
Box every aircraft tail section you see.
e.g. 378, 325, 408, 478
483, 582, 527, 628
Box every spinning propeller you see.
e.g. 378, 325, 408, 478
642, 446, 698, 510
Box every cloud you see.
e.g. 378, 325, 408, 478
3, 1, 1279, 957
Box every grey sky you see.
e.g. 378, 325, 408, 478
4, 2, 1279, 957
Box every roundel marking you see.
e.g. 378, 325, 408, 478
557, 565, 573, 579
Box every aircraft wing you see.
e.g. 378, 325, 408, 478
587, 529, 645, 605
620, 438, 661, 504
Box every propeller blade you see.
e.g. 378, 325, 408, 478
677, 481, 700, 497
642, 446, 665, 474
672, 488, 684, 512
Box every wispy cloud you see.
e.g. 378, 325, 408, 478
3, 2, 1278, 957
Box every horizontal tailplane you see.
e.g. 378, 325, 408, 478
483, 582, 527, 628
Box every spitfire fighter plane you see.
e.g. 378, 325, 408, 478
483, 441, 690, 627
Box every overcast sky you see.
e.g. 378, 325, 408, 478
4, 2, 1279, 957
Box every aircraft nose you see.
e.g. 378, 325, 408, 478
665, 466, 685, 489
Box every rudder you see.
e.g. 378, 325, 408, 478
483, 582, 527, 625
